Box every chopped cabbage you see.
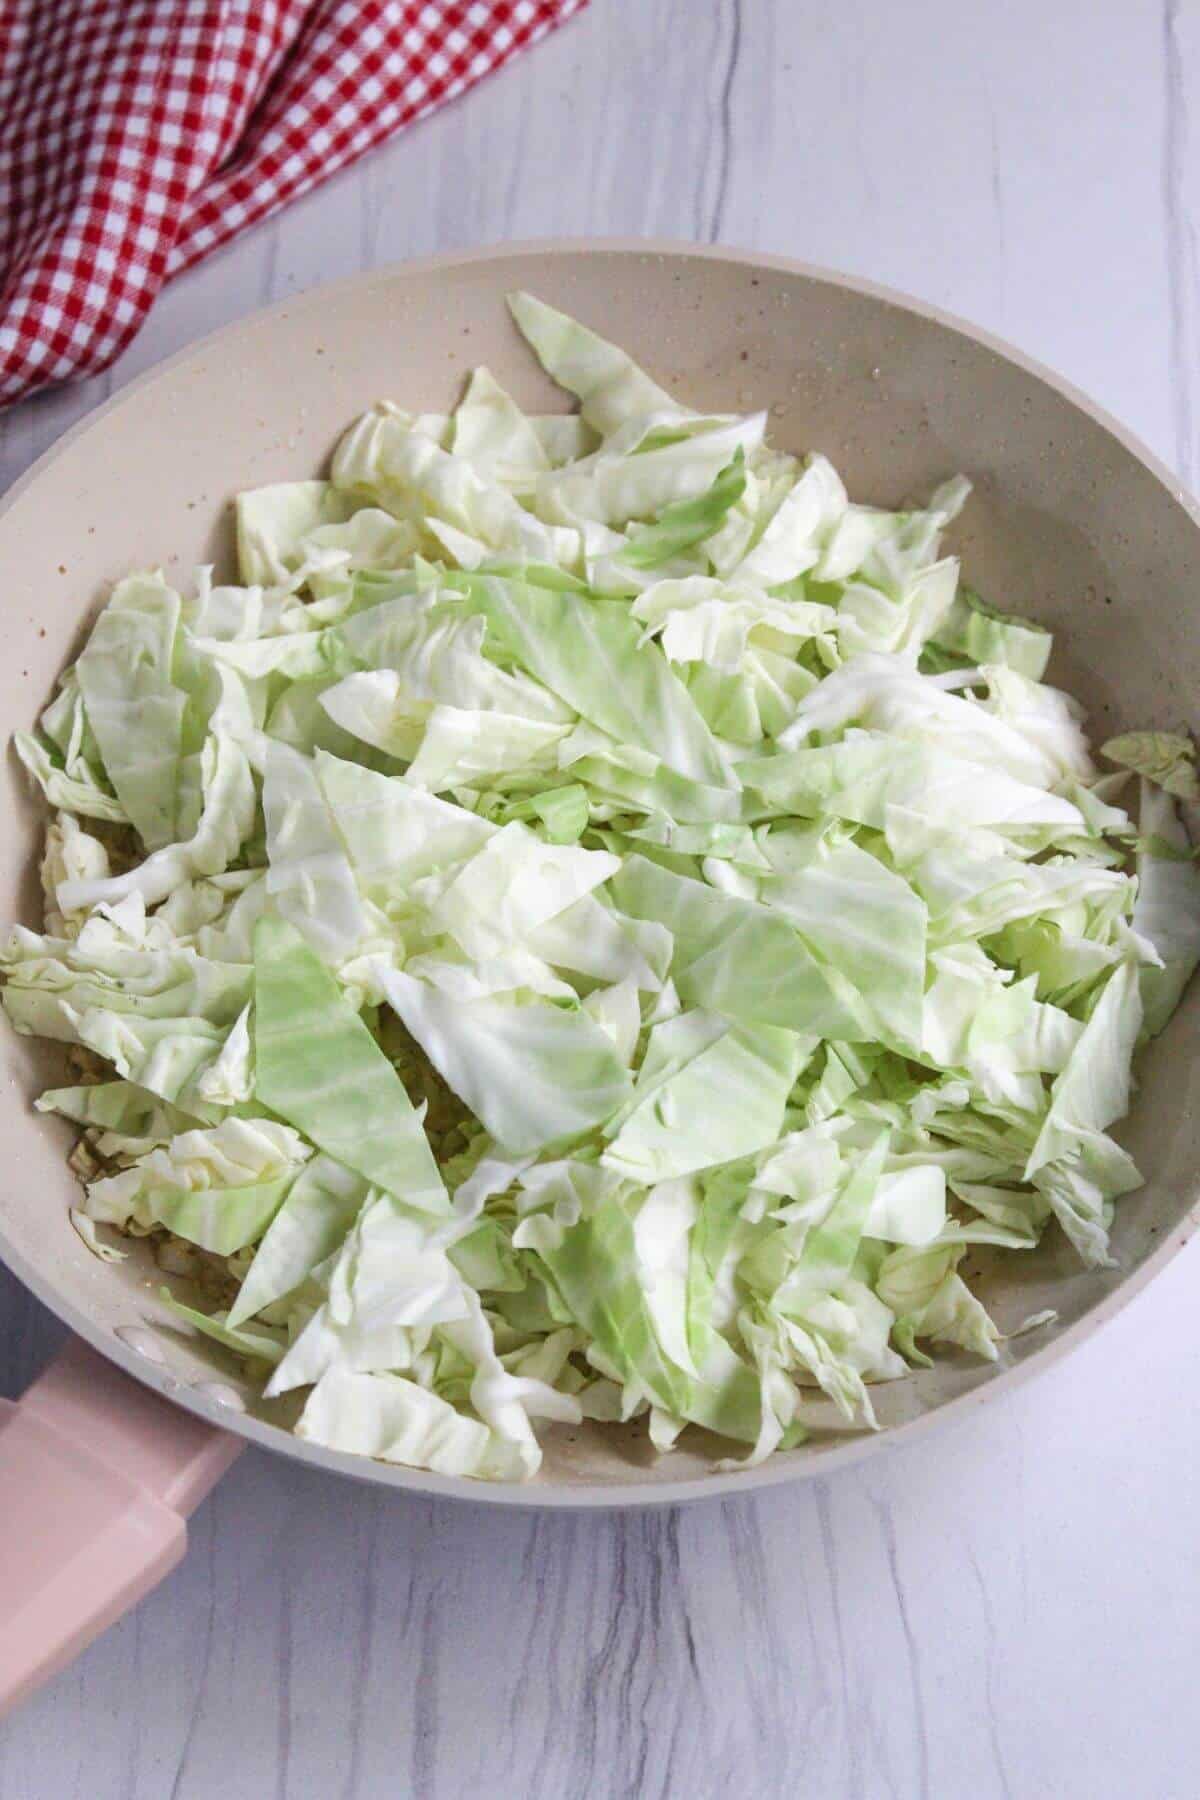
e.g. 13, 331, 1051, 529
4, 295, 1193, 1484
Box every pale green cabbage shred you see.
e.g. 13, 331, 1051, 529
6, 294, 1199, 1482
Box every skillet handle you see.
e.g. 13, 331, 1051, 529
0, 1337, 241, 1718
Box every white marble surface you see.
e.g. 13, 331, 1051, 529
3, 2, 1200, 1794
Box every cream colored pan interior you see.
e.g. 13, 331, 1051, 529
2, 242, 1199, 1506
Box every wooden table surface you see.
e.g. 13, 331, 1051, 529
3, 3, 1200, 1795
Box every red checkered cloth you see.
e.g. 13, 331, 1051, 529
0, 0, 587, 408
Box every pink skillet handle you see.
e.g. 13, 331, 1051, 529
0, 1336, 242, 1719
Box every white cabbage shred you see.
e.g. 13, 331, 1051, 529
5, 294, 1196, 1482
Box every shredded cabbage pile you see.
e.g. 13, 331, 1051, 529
5, 295, 1199, 1481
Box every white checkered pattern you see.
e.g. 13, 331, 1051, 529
0, 0, 587, 406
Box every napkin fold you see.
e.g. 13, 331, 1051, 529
0, 0, 586, 407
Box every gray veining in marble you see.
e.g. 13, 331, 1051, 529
4, 3, 1200, 1795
